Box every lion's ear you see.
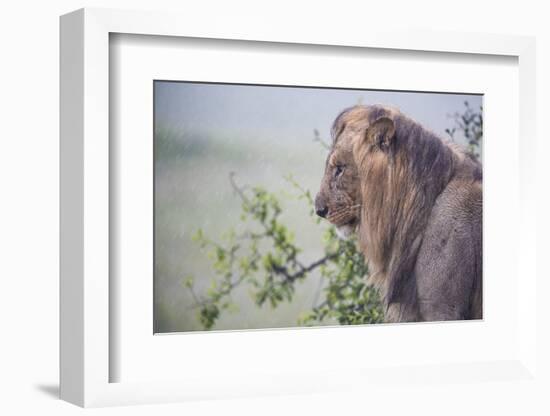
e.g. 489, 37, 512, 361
366, 117, 395, 151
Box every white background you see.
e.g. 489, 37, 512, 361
1, 0, 549, 415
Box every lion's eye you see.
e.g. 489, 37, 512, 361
334, 165, 344, 178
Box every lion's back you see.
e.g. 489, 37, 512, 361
414, 170, 482, 321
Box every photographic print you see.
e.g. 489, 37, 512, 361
154, 81, 482, 333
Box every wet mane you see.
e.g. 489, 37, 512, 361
334, 105, 463, 318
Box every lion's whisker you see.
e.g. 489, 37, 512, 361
329, 205, 356, 216
328, 209, 347, 218
328, 207, 348, 217
328, 211, 350, 223
326, 204, 361, 223
327, 211, 346, 221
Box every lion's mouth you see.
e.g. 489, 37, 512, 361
334, 218, 358, 240
325, 204, 361, 240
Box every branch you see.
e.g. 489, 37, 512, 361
188, 252, 338, 311
229, 171, 250, 204
186, 273, 247, 310
284, 174, 314, 206
313, 128, 331, 150
271, 253, 338, 283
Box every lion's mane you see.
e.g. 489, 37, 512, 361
330, 105, 482, 322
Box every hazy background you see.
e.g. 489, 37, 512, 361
154, 81, 482, 333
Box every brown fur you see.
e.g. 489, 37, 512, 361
315, 105, 482, 323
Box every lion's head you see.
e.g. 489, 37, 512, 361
314, 105, 398, 240
315, 105, 461, 308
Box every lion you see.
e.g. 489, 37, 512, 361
314, 105, 482, 323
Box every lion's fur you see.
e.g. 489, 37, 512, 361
316, 104, 482, 322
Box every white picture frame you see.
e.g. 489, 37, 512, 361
60, 7, 538, 408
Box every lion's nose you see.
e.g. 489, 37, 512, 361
316, 206, 328, 218
315, 195, 329, 218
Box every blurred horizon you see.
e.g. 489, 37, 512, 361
155, 81, 481, 147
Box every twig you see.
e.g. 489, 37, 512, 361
312, 273, 325, 308
229, 172, 250, 204
313, 128, 331, 150
271, 253, 338, 283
